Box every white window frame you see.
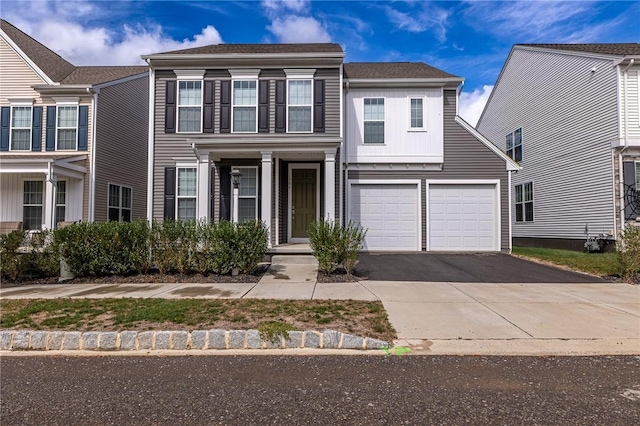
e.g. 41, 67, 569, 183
635, 161, 640, 189
506, 128, 522, 162
176, 79, 203, 133
9, 104, 33, 151
286, 79, 313, 133
108, 183, 132, 222
23, 180, 44, 230
231, 79, 258, 133
176, 166, 197, 221
515, 182, 534, 223
55, 180, 67, 226
408, 96, 425, 131
232, 166, 259, 222
55, 102, 78, 151
363, 97, 385, 144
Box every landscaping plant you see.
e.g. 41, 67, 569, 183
0, 230, 26, 280
309, 220, 366, 275
618, 225, 640, 281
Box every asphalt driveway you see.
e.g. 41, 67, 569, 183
355, 252, 606, 283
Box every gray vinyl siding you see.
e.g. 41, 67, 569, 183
477, 48, 618, 240
348, 89, 510, 251
152, 66, 341, 220
93, 75, 148, 222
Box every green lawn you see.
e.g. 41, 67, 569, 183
512, 246, 621, 277
0, 298, 396, 342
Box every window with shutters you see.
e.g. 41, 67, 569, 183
56, 181, 66, 225
363, 98, 384, 144
57, 105, 78, 150
506, 128, 522, 162
515, 182, 533, 222
176, 167, 197, 220
287, 80, 312, 132
177, 80, 202, 133
10, 106, 31, 151
23, 181, 43, 230
233, 166, 258, 221
232, 80, 257, 132
108, 183, 132, 222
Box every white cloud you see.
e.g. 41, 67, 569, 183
384, 2, 450, 42
1, 0, 223, 65
267, 16, 331, 43
262, 0, 309, 14
459, 85, 493, 127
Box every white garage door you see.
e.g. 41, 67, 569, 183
429, 184, 498, 251
350, 183, 419, 251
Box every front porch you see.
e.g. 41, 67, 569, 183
0, 155, 87, 230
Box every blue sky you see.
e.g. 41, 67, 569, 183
2, 1, 639, 124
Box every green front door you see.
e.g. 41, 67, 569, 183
291, 169, 317, 238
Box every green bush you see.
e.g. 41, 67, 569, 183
234, 221, 269, 274
150, 220, 197, 274
309, 220, 366, 275
25, 229, 60, 277
618, 225, 640, 281
0, 230, 26, 280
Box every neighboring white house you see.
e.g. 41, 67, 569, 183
0, 19, 149, 231
477, 44, 640, 250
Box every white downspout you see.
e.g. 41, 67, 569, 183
146, 64, 155, 223
343, 78, 349, 224
508, 170, 513, 253
619, 59, 634, 235
88, 88, 98, 222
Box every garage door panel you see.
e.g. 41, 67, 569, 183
429, 184, 497, 251
350, 183, 419, 251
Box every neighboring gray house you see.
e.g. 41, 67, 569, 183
477, 44, 640, 250
144, 44, 518, 251
0, 20, 148, 230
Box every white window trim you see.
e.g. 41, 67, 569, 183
515, 181, 534, 223
286, 79, 313, 134
23, 179, 44, 230
176, 165, 197, 221
55, 102, 79, 151
231, 79, 258, 133
363, 97, 385, 144
506, 128, 523, 162
107, 182, 132, 222
55, 179, 67, 225
9, 104, 33, 151
408, 96, 426, 131
176, 78, 204, 134
232, 166, 259, 221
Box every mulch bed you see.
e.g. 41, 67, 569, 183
316, 267, 363, 283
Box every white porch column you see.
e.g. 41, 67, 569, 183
324, 149, 336, 221
261, 151, 273, 247
196, 153, 210, 221
43, 169, 55, 230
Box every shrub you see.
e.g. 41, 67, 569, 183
150, 220, 197, 274
0, 230, 26, 280
309, 220, 366, 275
25, 229, 60, 277
234, 221, 269, 274
618, 225, 640, 281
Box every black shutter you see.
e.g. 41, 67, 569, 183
623, 161, 637, 220
31, 106, 42, 151
209, 167, 216, 220
164, 167, 176, 220
275, 80, 286, 133
220, 80, 231, 133
165, 80, 176, 133
314, 79, 325, 133
219, 166, 231, 220
45, 106, 56, 151
0, 107, 9, 151
258, 80, 270, 133
203, 80, 214, 133
77, 106, 88, 151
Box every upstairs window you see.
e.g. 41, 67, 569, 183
176, 167, 197, 220
409, 98, 424, 129
232, 80, 257, 132
10, 106, 32, 151
287, 80, 312, 132
506, 128, 522, 162
108, 183, 132, 222
177, 80, 202, 133
57, 106, 78, 150
515, 182, 533, 222
364, 98, 384, 144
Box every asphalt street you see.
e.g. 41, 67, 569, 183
2, 355, 639, 425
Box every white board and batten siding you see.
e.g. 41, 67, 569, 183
619, 66, 640, 142
477, 47, 619, 240
345, 88, 443, 164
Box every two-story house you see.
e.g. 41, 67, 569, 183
0, 19, 148, 231
477, 44, 640, 250
145, 43, 518, 252
343, 63, 519, 251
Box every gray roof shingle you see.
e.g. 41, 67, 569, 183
154, 43, 344, 55
519, 43, 640, 56
60, 66, 148, 85
344, 62, 459, 79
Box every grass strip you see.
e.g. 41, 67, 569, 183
0, 298, 396, 342
512, 246, 621, 277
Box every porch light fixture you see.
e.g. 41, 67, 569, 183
230, 169, 243, 223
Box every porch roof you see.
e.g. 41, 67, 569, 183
0, 154, 87, 178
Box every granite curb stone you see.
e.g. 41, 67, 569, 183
0, 329, 389, 352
